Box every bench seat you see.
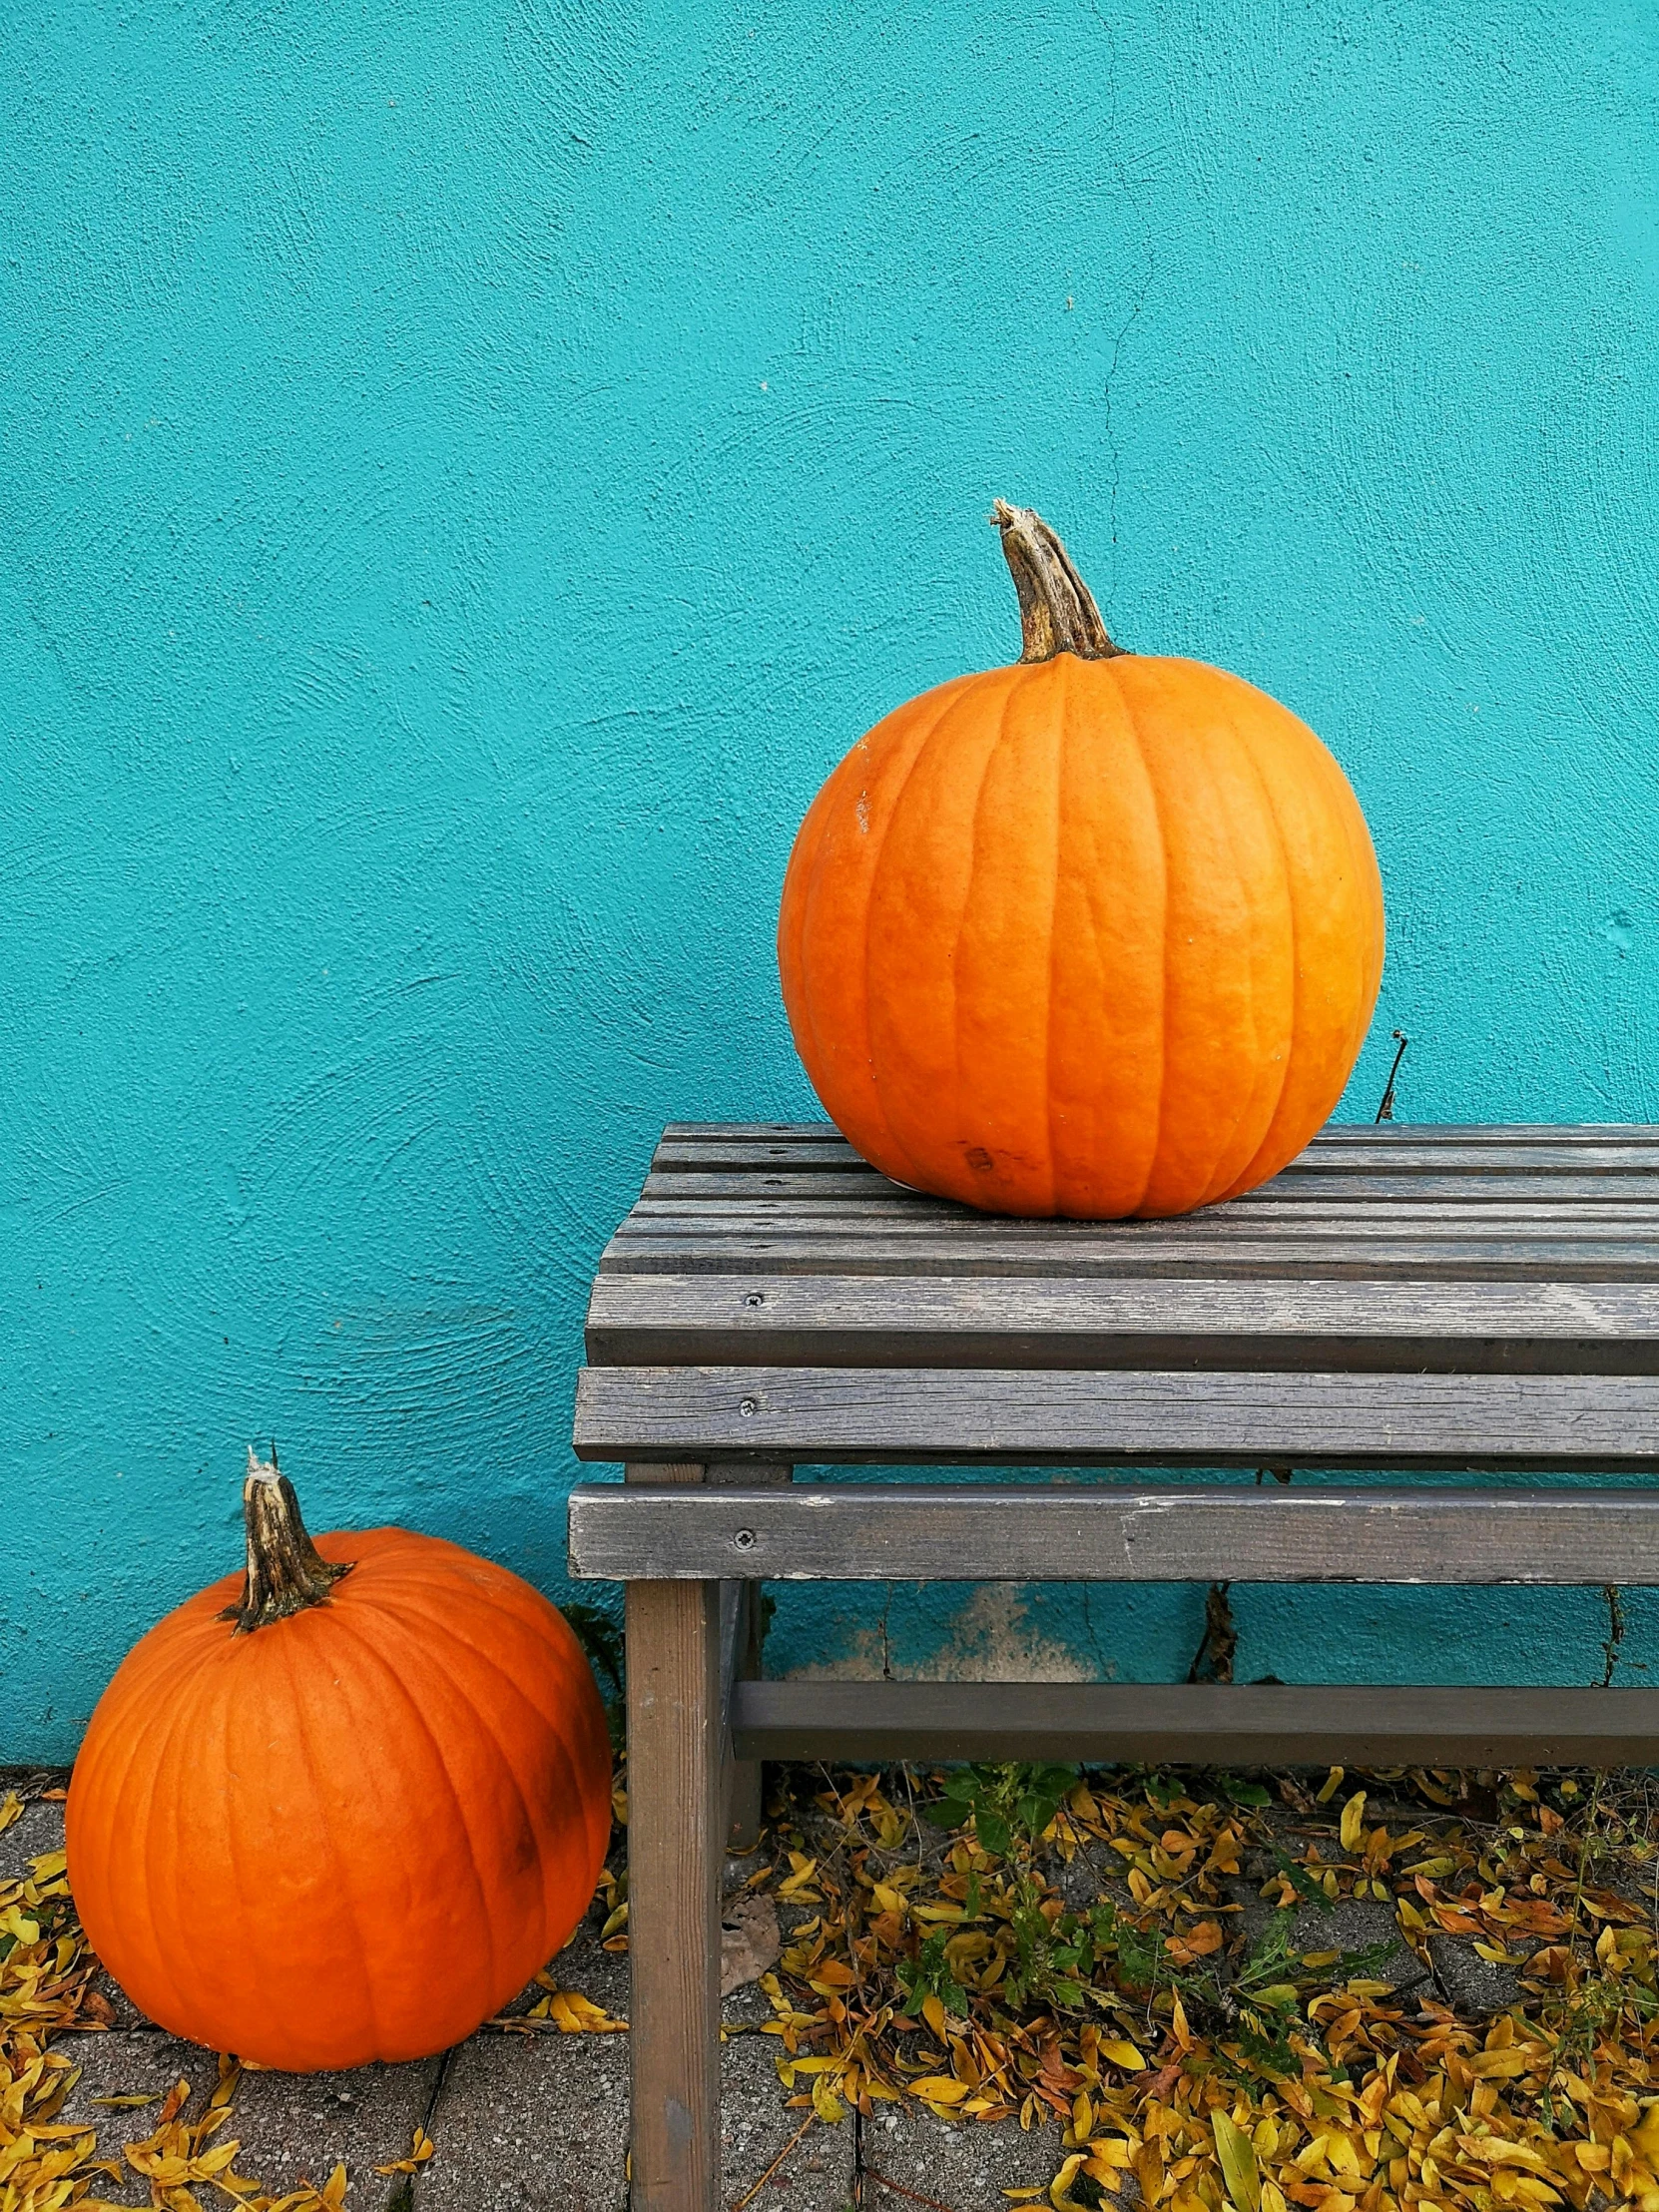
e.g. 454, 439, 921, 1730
570, 1120, 1659, 2212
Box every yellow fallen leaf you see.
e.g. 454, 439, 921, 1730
1502, 2179, 1564, 2207
808, 1959, 857, 1988
1466, 2050, 1533, 2079
1214, 2109, 1262, 2212
1340, 1792, 1368, 1854
910, 2076, 970, 2104
1457, 2136, 1557, 2170
778, 1855, 822, 1900
1098, 2039, 1145, 2071
548, 1988, 626, 2033
812, 2073, 846, 2124
374, 2125, 436, 2176
1088, 2137, 1136, 2170
1326, 2133, 1364, 2178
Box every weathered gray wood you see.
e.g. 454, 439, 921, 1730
654, 1139, 863, 1169
728, 1680, 1659, 1767
627, 1196, 1659, 1230
716, 1583, 765, 1858
627, 1195, 1659, 1225
625, 1571, 721, 2210
617, 1212, 1659, 1244
572, 1481, 1659, 1585
604, 1232, 1659, 1284
711, 1463, 793, 1850
722, 1583, 764, 1852
640, 1168, 1659, 1205
576, 1366, 1659, 1466
585, 1272, 1659, 1374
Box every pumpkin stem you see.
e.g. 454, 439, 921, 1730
991, 500, 1126, 663
220, 1445, 353, 1635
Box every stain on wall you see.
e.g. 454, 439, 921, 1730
4, 0, 1659, 1755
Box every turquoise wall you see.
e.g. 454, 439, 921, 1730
6, 0, 1659, 1758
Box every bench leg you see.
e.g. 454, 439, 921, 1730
721, 1462, 792, 1852
725, 1581, 765, 1849
626, 1574, 723, 2211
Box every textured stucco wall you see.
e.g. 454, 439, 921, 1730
5, 0, 1659, 1758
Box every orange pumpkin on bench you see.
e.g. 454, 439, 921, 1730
779, 503, 1384, 1219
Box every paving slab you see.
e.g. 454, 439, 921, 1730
863, 2102, 1066, 2210
52, 2029, 434, 2211
0, 1796, 66, 1884
55, 2033, 221, 2206
415, 2026, 631, 2211
416, 2027, 857, 2211
228, 2054, 441, 2210
1427, 1934, 1523, 2018
722, 2035, 854, 2209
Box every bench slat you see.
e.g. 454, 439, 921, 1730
640, 1169, 1659, 1205
585, 1272, 1659, 1373
626, 1196, 1659, 1225
573, 1365, 1659, 1465
568, 1480, 1659, 1584
603, 1233, 1659, 1282
728, 1680, 1659, 1766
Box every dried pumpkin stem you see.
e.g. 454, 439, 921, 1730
221, 1445, 352, 1635
991, 499, 1126, 663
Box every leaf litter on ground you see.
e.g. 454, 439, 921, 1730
727, 1760, 1659, 2212
6, 1761, 1659, 2212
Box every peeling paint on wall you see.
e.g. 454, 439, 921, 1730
5, 0, 1659, 1756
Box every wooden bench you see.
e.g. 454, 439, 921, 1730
567, 1119, 1659, 2211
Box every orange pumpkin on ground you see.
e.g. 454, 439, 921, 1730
778, 503, 1384, 1219
66, 1452, 611, 2071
